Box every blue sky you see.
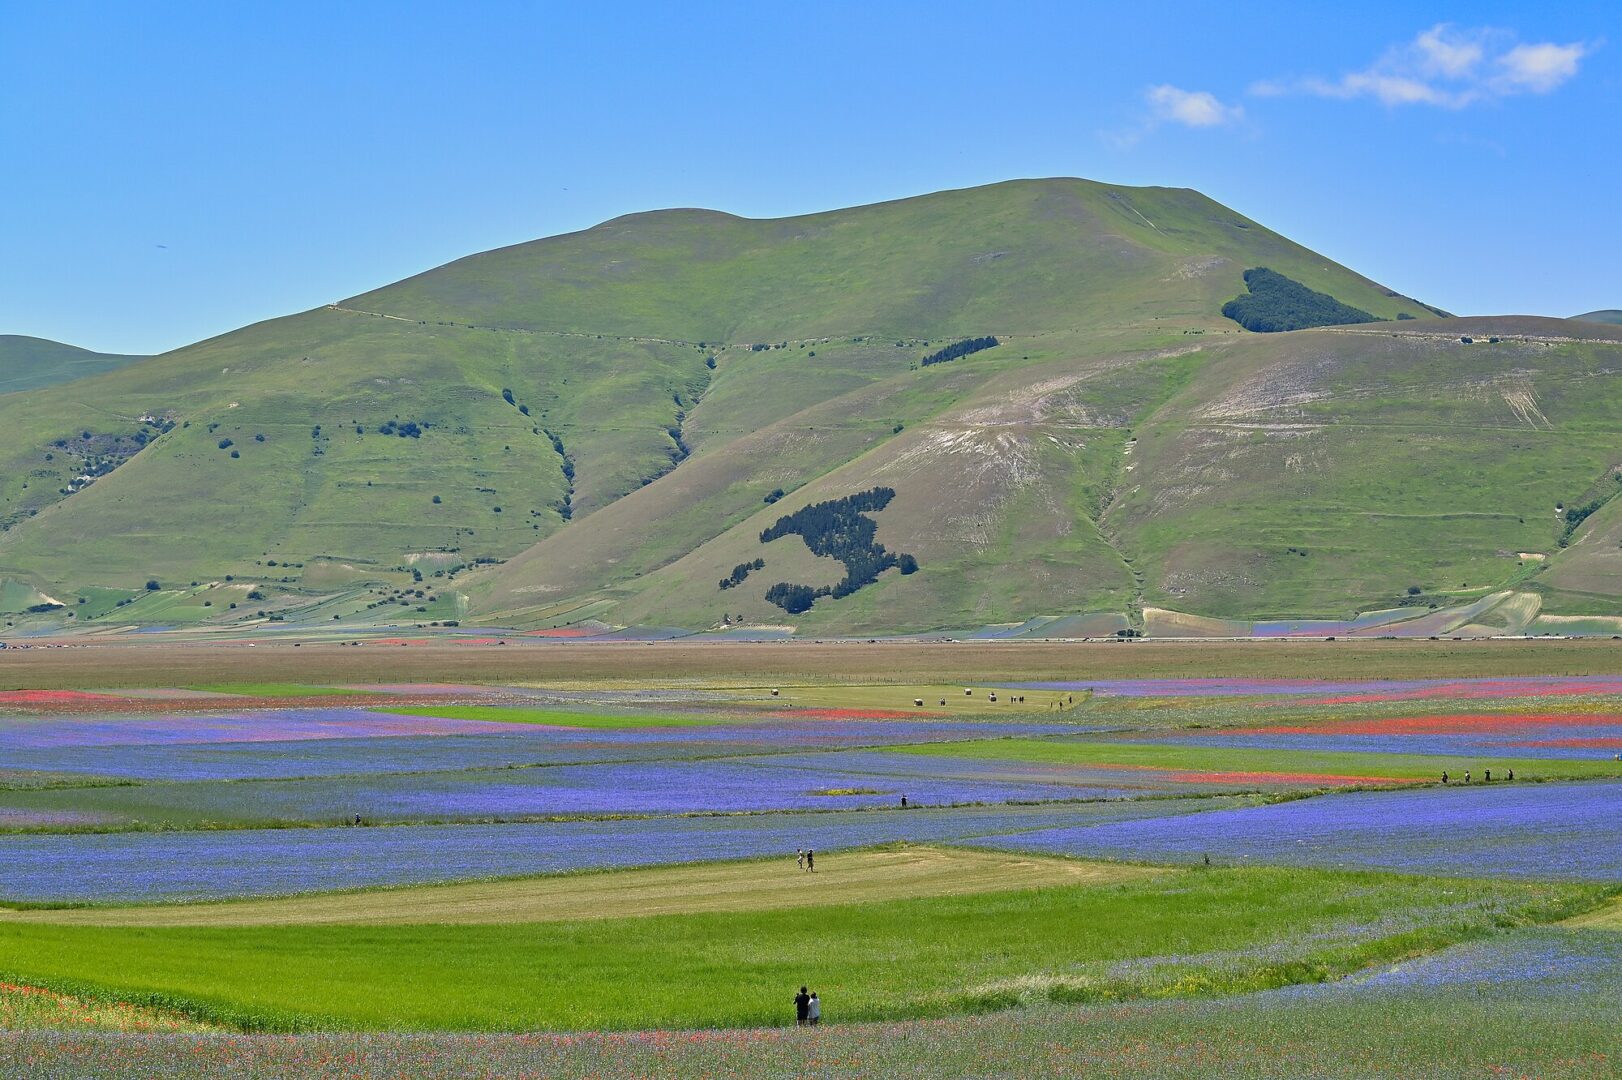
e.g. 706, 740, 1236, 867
2, 1, 1616, 354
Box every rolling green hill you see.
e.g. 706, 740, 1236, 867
1575, 310, 1622, 325
3, 177, 1620, 635
0, 336, 147, 394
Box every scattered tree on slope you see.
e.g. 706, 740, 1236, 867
1222, 268, 1380, 333
718, 558, 765, 591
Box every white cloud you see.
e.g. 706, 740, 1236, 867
1259, 24, 1592, 108
1415, 24, 1486, 78
1496, 41, 1588, 92
1145, 85, 1243, 127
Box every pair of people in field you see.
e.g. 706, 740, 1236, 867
793, 985, 821, 1026
795, 847, 815, 872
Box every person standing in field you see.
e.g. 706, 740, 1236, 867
806, 849, 815, 872
797, 848, 805, 871
808, 991, 821, 1026
793, 986, 810, 1026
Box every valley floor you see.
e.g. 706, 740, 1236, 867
3, 641, 1621, 1075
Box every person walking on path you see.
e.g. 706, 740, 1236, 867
808, 992, 821, 1027
806, 849, 815, 872
794, 986, 810, 1027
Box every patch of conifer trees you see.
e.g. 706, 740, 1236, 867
1221, 268, 1379, 332
718, 558, 765, 590
758, 487, 918, 614
920, 336, 1000, 367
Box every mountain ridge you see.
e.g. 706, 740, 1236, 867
0, 335, 149, 395
1, 178, 1619, 636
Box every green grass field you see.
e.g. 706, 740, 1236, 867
899, 738, 1622, 783
0, 864, 1595, 1031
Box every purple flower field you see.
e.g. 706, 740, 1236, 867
749, 750, 1193, 795
1266, 927, 1622, 1001
0, 709, 502, 750
0, 755, 1141, 822
1143, 723, 1622, 761
0, 715, 1099, 782
0, 797, 1240, 903
1352, 929, 1622, 992
975, 780, 1622, 880
0, 736, 616, 782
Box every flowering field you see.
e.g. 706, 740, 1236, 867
8, 928, 1622, 1078
5, 664, 1622, 1074
975, 780, 1622, 880
0, 709, 1094, 782
0, 798, 1246, 903
0, 982, 214, 1033
1148, 711, 1622, 760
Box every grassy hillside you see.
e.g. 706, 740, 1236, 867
11, 177, 1611, 634
1107, 317, 1622, 620
1575, 310, 1622, 325
474, 314, 1622, 632
0, 336, 147, 394
346, 178, 1428, 342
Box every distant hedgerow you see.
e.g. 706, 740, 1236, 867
1222, 268, 1380, 333
921, 336, 999, 367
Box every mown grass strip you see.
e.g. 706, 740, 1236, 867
2, 847, 1154, 927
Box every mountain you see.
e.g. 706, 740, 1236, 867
0, 336, 148, 394
1, 177, 1619, 636
1575, 310, 1622, 326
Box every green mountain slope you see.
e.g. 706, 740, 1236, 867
471, 316, 1622, 633
0, 336, 147, 394
1575, 310, 1622, 326
343, 179, 1428, 342
7, 177, 1616, 634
